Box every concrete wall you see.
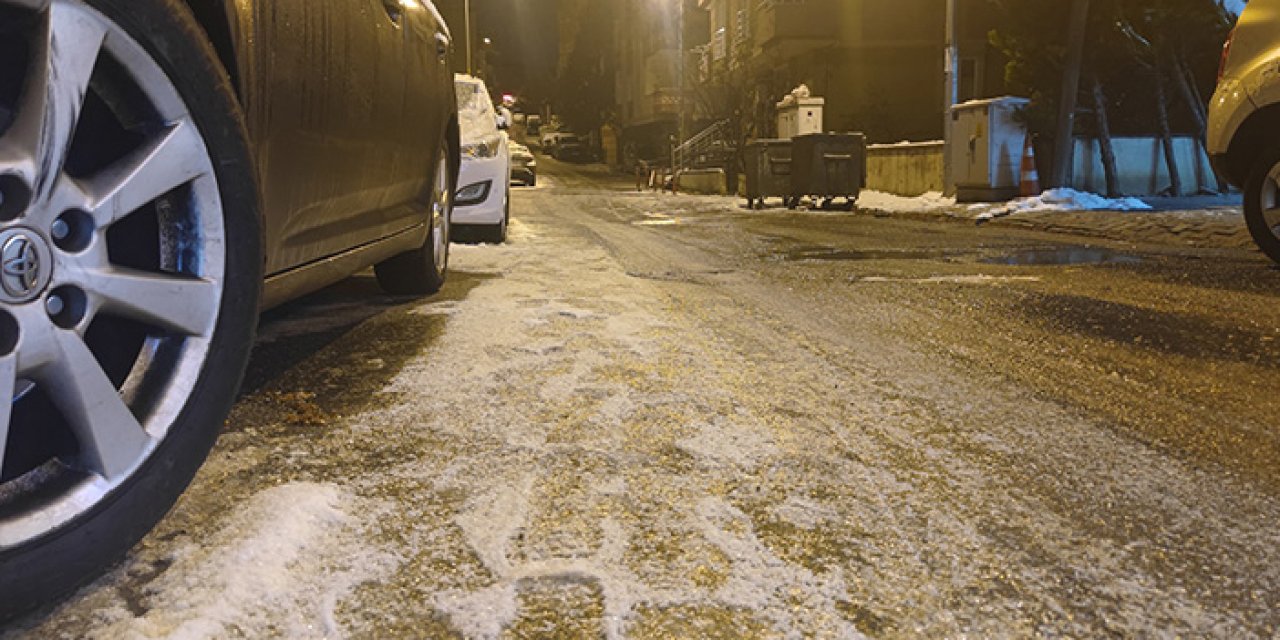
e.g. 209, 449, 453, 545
676, 168, 728, 195
864, 137, 1218, 200
1072, 137, 1220, 197
866, 141, 945, 196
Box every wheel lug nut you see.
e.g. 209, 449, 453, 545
46, 286, 86, 329
51, 210, 92, 252
51, 218, 70, 240
47, 294, 65, 317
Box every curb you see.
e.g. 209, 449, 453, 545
859, 205, 1256, 253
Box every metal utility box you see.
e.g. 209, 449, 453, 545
790, 133, 866, 209
777, 97, 825, 139
950, 96, 1029, 202
744, 139, 794, 209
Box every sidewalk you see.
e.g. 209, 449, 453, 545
855, 189, 1256, 253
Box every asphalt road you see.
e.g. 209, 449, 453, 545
11, 159, 1280, 638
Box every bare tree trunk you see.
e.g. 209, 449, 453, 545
1154, 62, 1183, 196
1176, 51, 1229, 193
1051, 0, 1091, 188
1091, 75, 1120, 198
1167, 49, 1207, 139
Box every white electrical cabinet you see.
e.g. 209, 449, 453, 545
950, 96, 1029, 202
777, 97, 825, 139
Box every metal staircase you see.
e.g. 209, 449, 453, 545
672, 120, 737, 174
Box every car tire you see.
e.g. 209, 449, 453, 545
375, 139, 454, 294
0, 0, 261, 618
478, 186, 510, 244
1243, 147, 1280, 264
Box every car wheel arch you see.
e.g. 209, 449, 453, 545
178, 0, 243, 101
1227, 102, 1280, 188
447, 116, 462, 185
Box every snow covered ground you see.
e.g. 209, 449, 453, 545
851, 187, 1240, 225
971, 188, 1152, 221
13, 169, 1279, 638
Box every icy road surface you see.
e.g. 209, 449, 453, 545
12, 161, 1280, 638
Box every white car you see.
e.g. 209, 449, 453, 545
454, 75, 511, 243
1209, 0, 1280, 263
540, 130, 576, 150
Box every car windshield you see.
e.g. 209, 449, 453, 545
455, 79, 498, 142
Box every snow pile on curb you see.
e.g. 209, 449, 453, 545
858, 190, 956, 213
974, 188, 1151, 221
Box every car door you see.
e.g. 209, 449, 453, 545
388, 0, 453, 217
248, 0, 409, 275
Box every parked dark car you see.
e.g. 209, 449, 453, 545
554, 139, 596, 164
510, 142, 538, 186
0, 0, 459, 615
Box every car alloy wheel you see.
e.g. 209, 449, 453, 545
431, 149, 451, 276
0, 0, 260, 615
1245, 152, 1280, 264
375, 139, 453, 295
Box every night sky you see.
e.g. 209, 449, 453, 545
434, 0, 561, 99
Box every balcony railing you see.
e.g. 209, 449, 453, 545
756, 0, 839, 48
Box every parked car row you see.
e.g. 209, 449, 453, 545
510, 142, 538, 186
0, 0, 463, 617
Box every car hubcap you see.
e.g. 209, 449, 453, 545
1261, 163, 1280, 239
0, 228, 52, 302
0, 0, 225, 546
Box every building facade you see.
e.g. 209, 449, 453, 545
694, 0, 1008, 144
612, 0, 708, 165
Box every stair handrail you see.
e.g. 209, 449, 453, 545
673, 119, 732, 172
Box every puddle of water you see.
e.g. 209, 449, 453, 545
856, 275, 1041, 284
780, 246, 955, 262
634, 212, 681, 227
984, 247, 1143, 266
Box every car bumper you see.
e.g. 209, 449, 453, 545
1208, 78, 1256, 157
512, 166, 536, 184
454, 154, 509, 225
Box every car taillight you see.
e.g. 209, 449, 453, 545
1219, 28, 1236, 84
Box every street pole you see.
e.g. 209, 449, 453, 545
1050, 0, 1090, 188
464, 0, 473, 75
677, 0, 687, 169
942, 0, 959, 197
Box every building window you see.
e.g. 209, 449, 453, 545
959, 58, 979, 102
734, 9, 749, 47
713, 27, 728, 60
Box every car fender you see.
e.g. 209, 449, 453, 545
1209, 75, 1258, 156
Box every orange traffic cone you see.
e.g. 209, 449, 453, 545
1019, 135, 1041, 197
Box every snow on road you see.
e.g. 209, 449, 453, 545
15, 174, 1280, 638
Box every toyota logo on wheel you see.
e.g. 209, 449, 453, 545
2, 234, 43, 298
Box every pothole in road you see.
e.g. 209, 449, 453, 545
983, 246, 1143, 266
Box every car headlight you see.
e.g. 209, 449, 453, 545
462, 135, 503, 159
455, 180, 492, 206
462, 142, 494, 158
